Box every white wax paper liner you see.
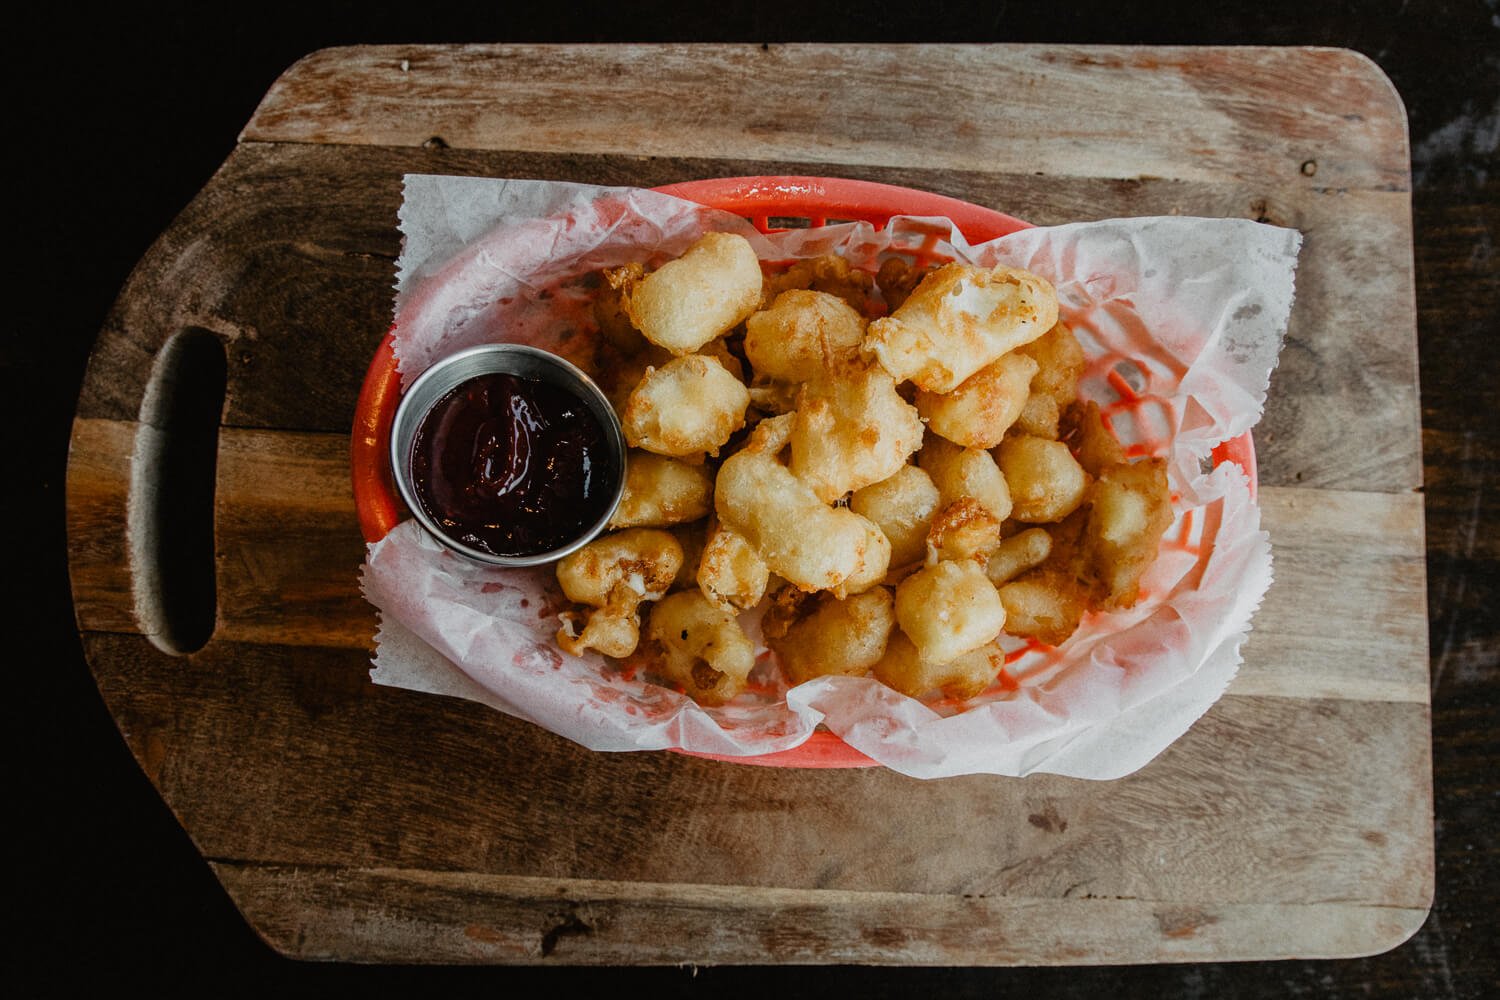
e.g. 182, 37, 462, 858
363, 176, 1301, 780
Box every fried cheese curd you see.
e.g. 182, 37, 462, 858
916, 351, 1038, 449
714, 415, 881, 594
849, 464, 941, 571
555, 242, 1173, 710
761, 254, 876, 314
622, 353, 750, 458
617, 232, 763, 355
864, 263, 1059, 392
744, 289, 866, 382
643, 590, 757, 706
788, 358, 925, 502
555, 528, 683, 658
873, 631, 1005, 701
608, 451, 713, 529
697, 519, 771, 611
766, 587, 896, 685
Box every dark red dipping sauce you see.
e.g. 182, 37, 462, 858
409, 372, 619, 558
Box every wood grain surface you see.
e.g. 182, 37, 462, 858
26, 5, 1498, 997
63, 43, 1437, 969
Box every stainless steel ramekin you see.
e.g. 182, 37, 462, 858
389, 344, 626, 567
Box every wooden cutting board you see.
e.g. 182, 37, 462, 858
65, 44, 1431, 965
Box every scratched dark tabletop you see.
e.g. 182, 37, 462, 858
18, 3, 1495, 996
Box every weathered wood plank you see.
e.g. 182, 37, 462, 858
88, 631, 1432, 917
67, 419, 376, 649
1229, 488, 1429, 703
67, 417, 1429, 703
244, 45, 1410, 193
214, 861, 1429, 965
213, 427, 376, 649
66, 417, 138, 635
75, 145, 404, 433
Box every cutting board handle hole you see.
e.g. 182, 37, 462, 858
129, 328, 226, 655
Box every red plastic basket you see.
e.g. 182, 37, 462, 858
351, 176, 1256, 769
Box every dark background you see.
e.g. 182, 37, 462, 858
16, 2, 1496, 996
